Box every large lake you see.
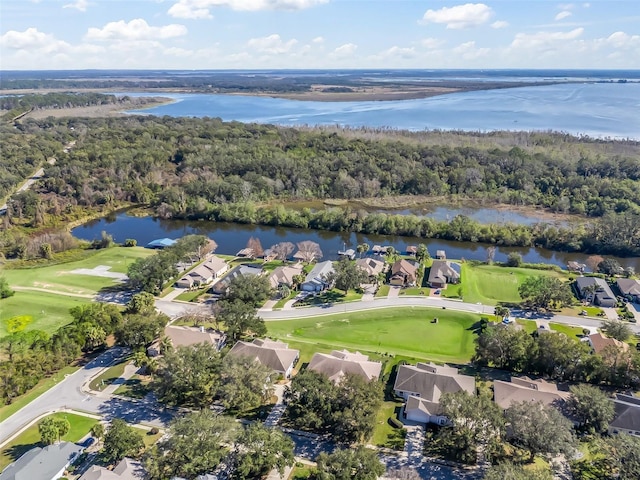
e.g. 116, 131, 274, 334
127, 82, 640, 139
71, 213, 640, 271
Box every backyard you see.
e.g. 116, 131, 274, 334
459, 263, 567, 305
266, 307, 480, 364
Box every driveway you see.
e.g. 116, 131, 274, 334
387, 286, 401, 298
602, 307, 619, 321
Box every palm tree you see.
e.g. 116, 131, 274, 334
357, 243, 370, 258
159, 336, 173, 355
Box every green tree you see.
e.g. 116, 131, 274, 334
126, 292, 156, 314
215, 299, 266, 341
0, 277, 14, 299
597, 258, 623, 276
152, 343, 222, 407
218, 355, 273, 413
566, 384, 615, 433
484, 461, 553, 480
518, 276, 574, 310
285, 370, 336, 432
507, 252, 523, 267
333, 373, 383, 444
313, 446, 385, 480
415, 244, 430, 264
505, 401, 576, 461
38, 416, 70, 445
102, 418, 144, 464
438, 391, 505, 465
356, 243, 370, 258
474, 325, 534, 371
127, 254, 178, 294
116, 312, 168, 349
331, 258, 368, 293
69, 302, 123, 336
145, 411, 238, 480
91, 422, 105, 440
494, 305, 510, 320
233, 424, 295, 479
600, 319, 632, 342
223, 274, 272, 307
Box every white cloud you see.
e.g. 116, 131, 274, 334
312, 36, 324, 44
557, 3, 575, 9
604, 31, 640, 49
491, 20, 509, 29
377, 46, 416, 59
247, 34, 297, 54
332, 43, 357, 56
453, 40, 490, 59
168, 0, 327, 18
0, 27, 57, 49
421, 3, 493, 29
63, 0, 89, 12
421, 37, 445, 49
85, 19, 187, 41
555, 11, 572, 21
511, 27, 584, 49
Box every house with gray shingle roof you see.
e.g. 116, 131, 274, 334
79, 457, 146, 480
609, 394, 640, 437
308, 350, 381, 384
300, 261, 334, 292
394, 362, 475, 425
575, 277, 616, 307
427, 260, 461, 289
617, 278, 640, 302
227, 338, 299, 378
493, 376, 570, 410
0, 442, 83, 480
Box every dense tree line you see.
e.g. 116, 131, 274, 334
0, 92, 130, 118
2, 116, 639, 255
0, 300, 167, 406
474, 324, 640, 389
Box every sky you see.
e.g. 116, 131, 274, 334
1, 0, 639, 70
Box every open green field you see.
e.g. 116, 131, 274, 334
0, 290, 89, 337
460, 263, 566, 305
267, 307, 480, 364
0, 412, 98, 470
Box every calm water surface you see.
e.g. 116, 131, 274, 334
126, 83, 640, 139
71, 214, 640, 271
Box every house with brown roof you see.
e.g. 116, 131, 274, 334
355, 258, 385, 280
427, 260, 461, 289
268, 264, 303, 289
582, 332, 630, 355
609, 394, 640, 437
147, 325, 226, 356
389, 259, 418, 286
394, 363, 476, 425
617, 278, 640, 302
307, 350, 382, 384
175, 255, 228, 289
227, 338, 300, 378
79, 458, 146, 480
493, 376, 570, 409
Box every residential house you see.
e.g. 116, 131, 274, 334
79, 457, 146, 480
227, 338, 300, 378
427, 260, 461, 289
209, 264, 263, 295
268, 264, 303, 289
300, 260, 335, 292
308, 350, 382, 384
575, 277, 617, 307
582, 332, 629, 355
493, 376, 571, 410
146, 238, 177, 249
567, 261, 586, 273
394, 363, 476, 425
0, 442, 83, 480
148, 325, 226, 356
355, 258, 385, 281
436, 250, 446, 260
175, 256, 228, 289
609, 394, 640, 437
389, 259, 418, 287
617, 278, 640, 302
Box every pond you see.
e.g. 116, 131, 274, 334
71, 213, 640, 271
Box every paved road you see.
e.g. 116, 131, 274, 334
0, 167, 45, 214
0, 347, 175, 447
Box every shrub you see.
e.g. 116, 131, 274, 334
149, 426, 159, 435
388, 416, 404, 429
124, 238, 137, 247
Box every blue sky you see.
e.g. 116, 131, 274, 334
1, 1, 638, 70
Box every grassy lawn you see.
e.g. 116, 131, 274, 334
516, 319, 538, 334
441, 283, 463, 299
294, 289, 363, 306
0, 290, 89, 337
0, 412, 98, 470
289, 465, 313, 479
175, 288, 208, 302
550, 323, 586, 340
375, 285, 390, 298
460, 263, 565, 306
114, 374, 152, 399
273, 291, 298, 310
139, 428, 163, 448
398, 287, 429, 296
371, 400, 406, 450
0, 365, 79, 422
89, 359, 130, 391
267, 307, 480, 364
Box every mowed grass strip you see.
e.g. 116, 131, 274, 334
461, 263, 565, 305
0, 290, 89, 337
0, 412, 98, 470
266, 307, 479, 364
